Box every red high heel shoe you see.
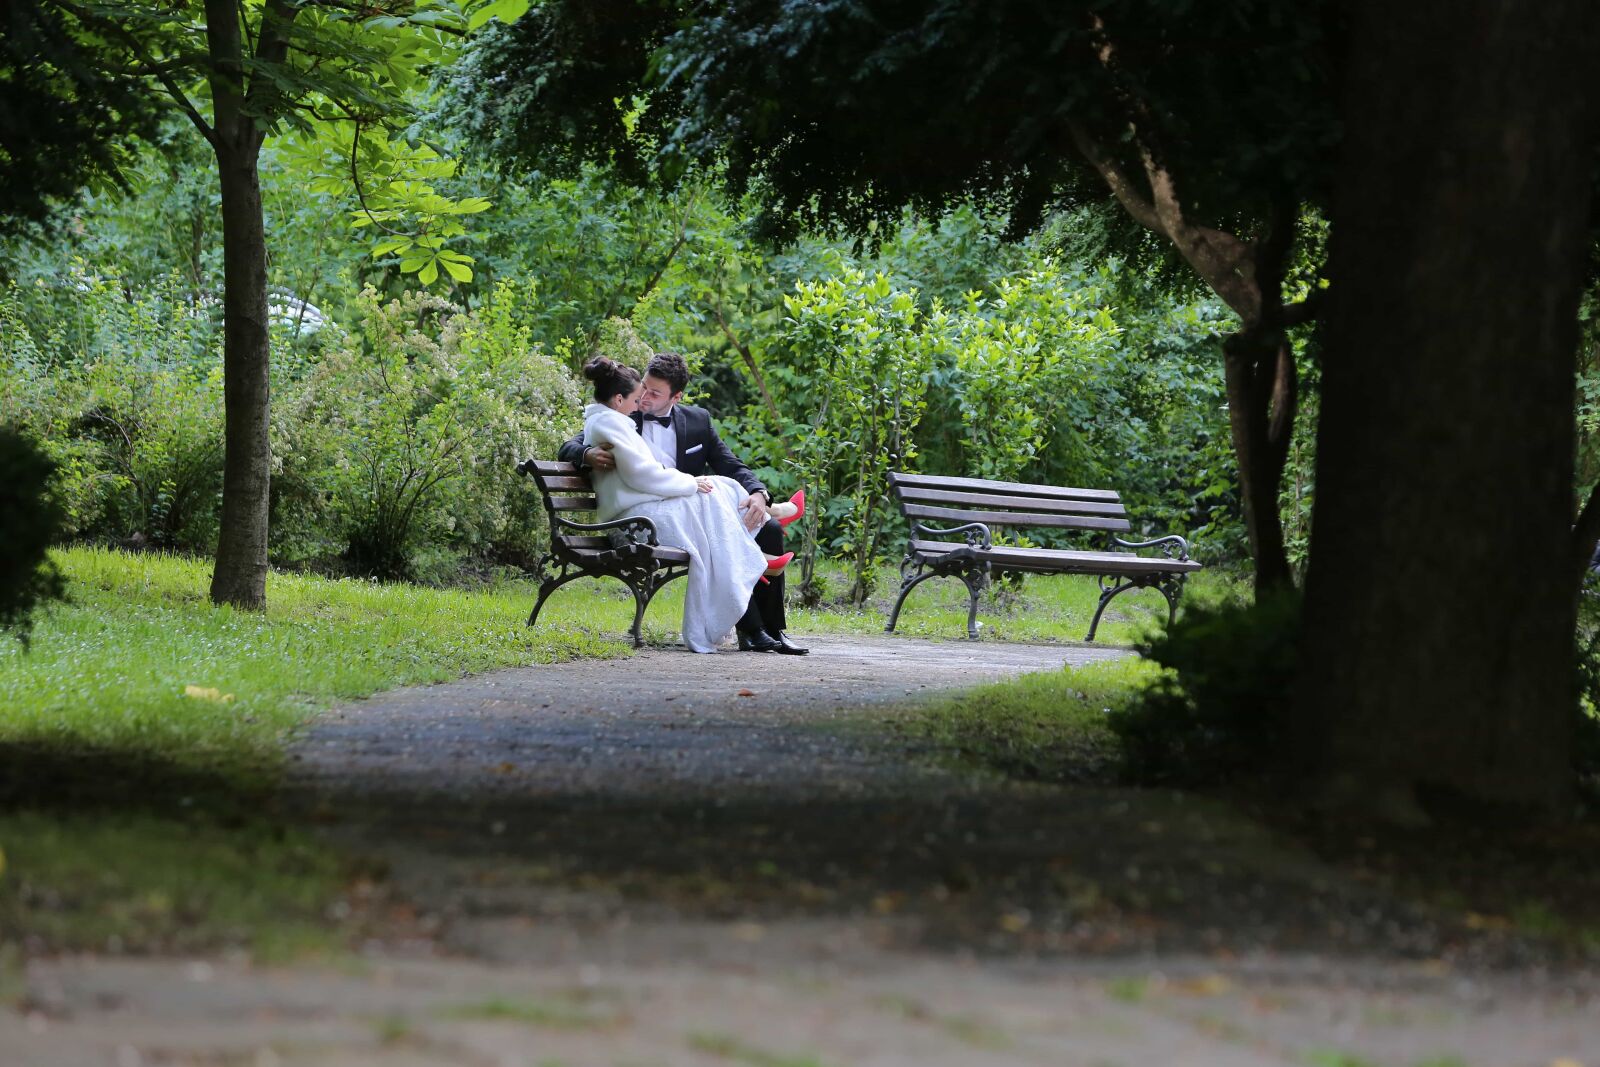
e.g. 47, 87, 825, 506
758, 551, 794, 585
776, 489, 805, 528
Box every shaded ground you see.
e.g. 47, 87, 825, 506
12, 633, 1600, 1065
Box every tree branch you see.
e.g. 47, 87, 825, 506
245, 0, 301, 141
1065, 121, 1166, 235
52, 0, 217, 147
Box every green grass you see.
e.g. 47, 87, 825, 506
0, 546, 629, 955
1, 546, 628, 781
0, 810, 353, 959
436, 993, 628, 1030
788, 562, 1211, 645
904, 656, 1162, 784
542, 557, 1244, 648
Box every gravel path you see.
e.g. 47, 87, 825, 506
15, 632, 1600, 1066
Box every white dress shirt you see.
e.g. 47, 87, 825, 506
641, 411, 678, 469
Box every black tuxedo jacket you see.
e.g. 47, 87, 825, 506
558, 404, 767, 500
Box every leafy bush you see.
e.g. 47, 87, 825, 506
780, 270, 932, 604
0, 268, 225, 548
285, 284, 578, 579
1108, 588, 1301, 785
947, 264, 1121, 484
0, 427, 67, 643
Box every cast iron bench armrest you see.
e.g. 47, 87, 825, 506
913, 520, 993, 550
1111, 533, 1190, 561
554, 513, 660, 539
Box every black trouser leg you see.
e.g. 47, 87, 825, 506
751, 517, 787, 634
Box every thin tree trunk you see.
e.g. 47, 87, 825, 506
1223, 329, 1296, 591
208, 143, 272, 608
1295, 0, 1594, 815
206, 0, 273, 608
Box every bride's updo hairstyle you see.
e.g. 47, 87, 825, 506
582, 356, 641, 404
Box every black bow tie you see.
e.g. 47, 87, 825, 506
642, 413, 673, 427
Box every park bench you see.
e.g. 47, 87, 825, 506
515, 459, 689, 647
884, 471, 1202, 641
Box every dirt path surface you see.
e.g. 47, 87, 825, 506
13, 634, 1600, 1066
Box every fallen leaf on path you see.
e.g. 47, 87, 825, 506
1174, 974, 1233, 997
736, 688, 756, 697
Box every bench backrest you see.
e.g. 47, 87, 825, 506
887, 471, 1132, 535
518, 459, 614, 554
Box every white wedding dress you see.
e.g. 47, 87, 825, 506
582, 403, 767, 652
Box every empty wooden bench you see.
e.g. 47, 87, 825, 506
885, 471, 1202, 641
516, 459, 689, 647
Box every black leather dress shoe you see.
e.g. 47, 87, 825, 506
737, 629, 782, 652
772, 632, 809, 656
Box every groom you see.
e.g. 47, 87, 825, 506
558, 351, 807, 655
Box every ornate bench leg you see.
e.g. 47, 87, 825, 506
885, 558, 934, 633
527, 557, 582, 629
962, 563, 990, 640
1157, 572, 1186, 628
626, 580, 650, 648
1086, 575, 1139, 642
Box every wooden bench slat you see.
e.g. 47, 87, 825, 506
548, 496, 599, 511
527, 460, 579, 475
891, 471, 1120, 502
897, 486, 1129, 517
910, 540, 1201, 574
903, 503, 1132, 532
536, 475, 593, 491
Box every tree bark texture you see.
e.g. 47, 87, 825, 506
205, 0, 273, 609
1296, 0, 1594, 811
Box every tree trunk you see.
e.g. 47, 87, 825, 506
1223, 329, 1296, 591
208, 141, 273, 609
203, 0, 274, 609
1295, 0, 1594, 814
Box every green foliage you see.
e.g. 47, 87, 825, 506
464, 1, 1338, 245
1, 269, 577, 575
1109, 588, 1301, 786
0, 547, 621, 778
780, 270, 933, 604
286, 284, 578, 579
0, 0, 160, 236
588, 315, 655, 368
0, 267, 225, 548
946, 264, 1120, 483
907, 658, 1155, 784
0, 428, 67, 644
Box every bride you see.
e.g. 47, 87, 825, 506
580, 356, 789, 653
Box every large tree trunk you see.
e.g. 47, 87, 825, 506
206, 0, 272, 609
1295, 0, 1593, 813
